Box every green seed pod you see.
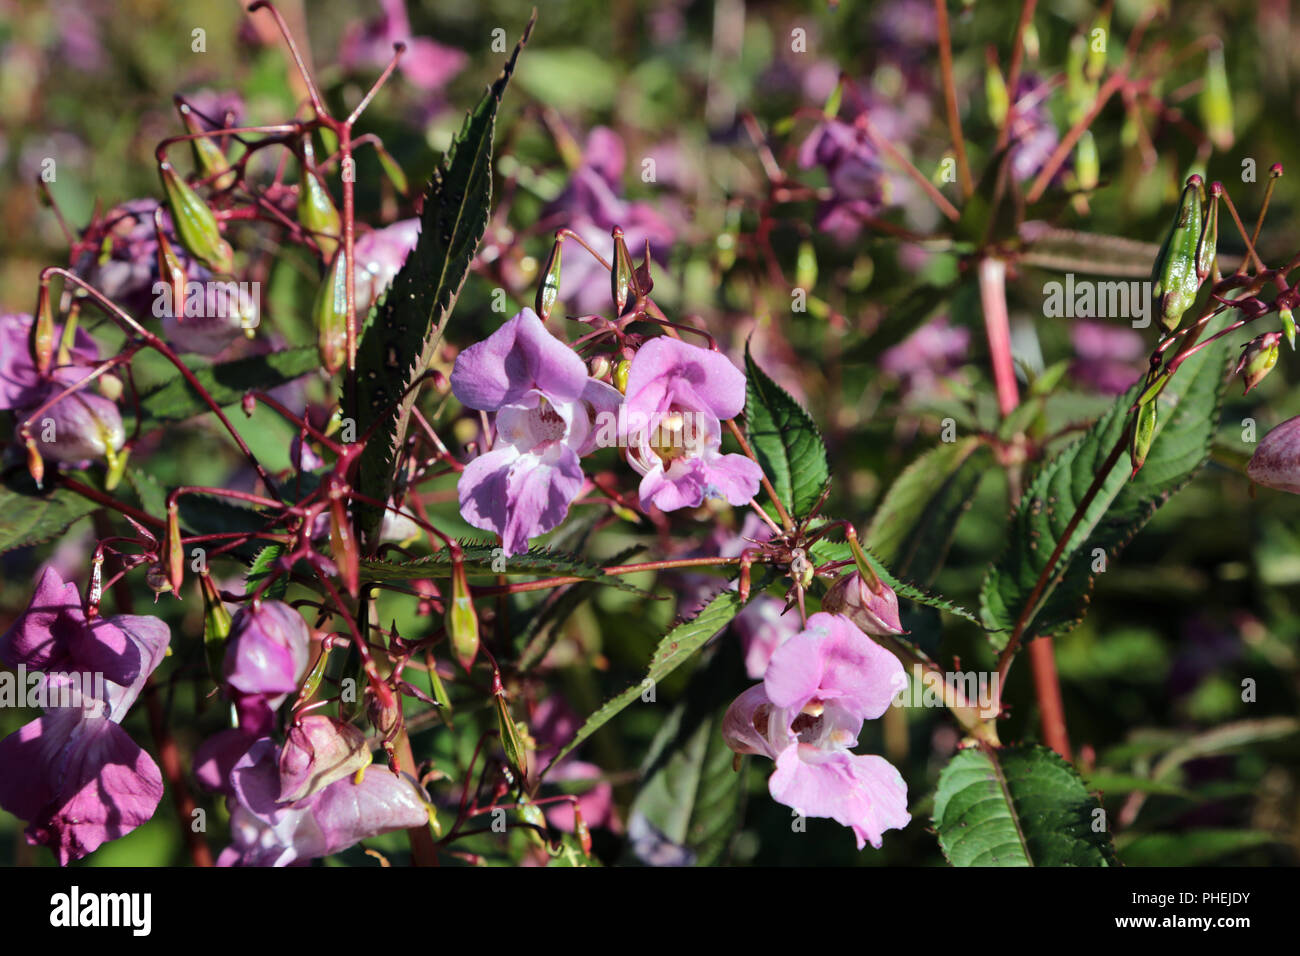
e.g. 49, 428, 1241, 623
298, 138, 341, 261
1197, 182, 1220, 282
1130, 398, 1158, 477
611, 228, 637, 315
1280, 307, 1296, 350
1075, 129, 1099, 192
159, 161, 234, 274
1200, 43, 1234, 152
493, 673, 528, 783
447, 559, 479, 673
985, 55, 1009, 128
613, 359, 631, 394
154, 208, 187, 321
1085, 10, 1110, 82
535, 237, 562, 321
313, 248, 349, 375
200, 573, 233, 682
1150, 176, 1205, 333
796, 239, 818, 292
176, 99, 236, 191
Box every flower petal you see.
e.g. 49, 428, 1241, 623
769, 746, 910, 850
450, 309, 587, 410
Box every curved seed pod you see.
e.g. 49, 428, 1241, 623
1197, 182, 1220, 282
611, 227, 638, 315
313, 248, 349, 375
164, 501, 185, 594
612, 359, 631, 394
159, 160, 234, 274
327, 480, 359, 597
1130, 398, 1158, 477
176, 99, 236, 191
154, 208, 187, 321
447, 559, 479, 672
1280, 307, 1296, 350
1150, 176, 1205, 333
200, 573, 233, 681
298, 137, 341, 261
31, 285, 55, 373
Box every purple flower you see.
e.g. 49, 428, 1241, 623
0, 313, 98, 411
1008, 74, 1061, 184
1070, 320, 1145, 394
340, 0, 467, 92
722, 612, 910, 849
277, 716, 372, 804
218, 736, 430, 866
451, 308, 621, 555
352, 218, 420, 314
1248, 415, 1300, 494
736, 595, 805, 680
29, 368, 127, 465
0, 568, 171, 864
223, 601, 312, 700
621, 337, 762, 512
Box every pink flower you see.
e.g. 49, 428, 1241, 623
722, 612, 910, 849
1248, 415, 1300, 493
0, 313, 98, 411
621, 337, 762, 512
821, 571, 905, 638
339, 0, 467, 92
451, 308, 621, 555
0, 568, 171, 864
352, 218, 420, 314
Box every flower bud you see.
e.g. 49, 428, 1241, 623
314, 247, 350, 375
613, 359, 631, 394
158, 160, 234, 274
298, 137, 341, 261
588, 355, 610, 381
1151, 176, 1206, 333
278, 715, 372, 803
1248, 415, 1300, 493
446, 559, 479, 672
821, 571, 904, 637
223, 600, 312, 698
1236, 332, 1281, 395
34, 379, 126, 466
1281, 307, 1296, 351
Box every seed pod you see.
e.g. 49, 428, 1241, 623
1085, 9, 1110, 82
796, 240, 818, 291
611, 228, 637, 316
1280, 307, 1296, 350
313, 248, 349, 375
374, 143, 409, 196
176, 99, 236, 191
1075, 129, 1099, 192
159, 160, 234, 274
24, 436, 44, 489
1200, 43, 1234, 152
573, 803, 592, 857
535, 237, 562, 321
30, 284, 55, 374
1236, 332, 1282, 395
493, 672, 528, 782
1130, 398, 1158, 477
1197, 182, 1220, 282
154, 208, 187, 321
1150, 176, 1205, 333
163, 501, 185, 595
327, 479, 359, 597
446, 558, 479, 672
298, 137, 341, 261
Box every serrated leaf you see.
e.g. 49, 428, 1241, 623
866, 438, 990, 584
744, 344, 828, 521
0, 472, 98, 554
1118, 829, 1278, 867
623, 640, 747, 866
933, 744, 1116, 866
353, 21, 532, 548
543, 590, 745, 772
245, 543, 289, 600
979, 322, 1230, 648
136, 347, 319, 426
359, 542, 650, 594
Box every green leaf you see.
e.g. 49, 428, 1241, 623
933, 744, 1117, 866
245, 544, 289, 600
980, 323, 1230, 648
744, 343, 829, 521
543, 590, 745, 771
1118, 829, 1278, 867
136, 347, 320, 426
352, 20, 532, 548
0, 472, 98, 554
358, 542, 649, 593
865, 437, 990, 584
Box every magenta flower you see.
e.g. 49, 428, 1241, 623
218, 736, 430, 867
352, 218, 420, 314
0, 568, 171, 864
621, 337, 761, 512
340, 0, 466, 92
223, 600, 312, 701
822, 571, 905, 638
722, 612, 910, 849
1248, 415, 1300, 494
451, 308, 621, 555
0, 313, 99, 411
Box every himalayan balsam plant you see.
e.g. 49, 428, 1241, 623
0, 0, 1297, 869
